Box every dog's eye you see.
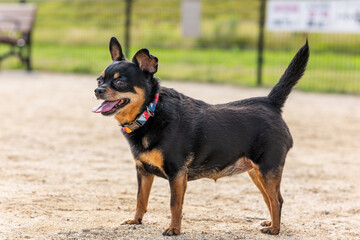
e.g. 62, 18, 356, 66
97, 78, 103, 85
114, 79, 125, 87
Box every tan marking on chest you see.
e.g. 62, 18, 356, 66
137, 149, 164, 172
114, 86, 145, 125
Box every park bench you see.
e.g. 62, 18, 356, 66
0, 4, 36, 71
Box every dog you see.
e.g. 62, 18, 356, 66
92, 37, 309, 236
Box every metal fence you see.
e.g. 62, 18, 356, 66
1, 0, 360, 94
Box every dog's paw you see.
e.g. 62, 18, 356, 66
260, 220, 271, 227
260, 226, 280, 235
121, 218, 142, 225
162, 227, 181, 236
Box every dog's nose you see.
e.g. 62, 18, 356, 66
95, 88, 106, 97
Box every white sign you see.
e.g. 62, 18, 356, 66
266, 0, 360, 33
181, 0, 201, 37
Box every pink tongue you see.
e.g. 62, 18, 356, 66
92, 99, 121, 113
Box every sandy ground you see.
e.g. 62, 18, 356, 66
0, 71, 359, 240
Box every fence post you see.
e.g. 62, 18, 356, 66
257, 0, 266, 86
124, 0, 132, 58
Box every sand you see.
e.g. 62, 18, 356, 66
0, 71, 359, 240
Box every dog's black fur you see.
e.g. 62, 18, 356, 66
93, 38, 309, 236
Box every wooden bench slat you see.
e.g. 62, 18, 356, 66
0, 5, 36, 33
0, 4, 37, 11
0, 18, 35, 33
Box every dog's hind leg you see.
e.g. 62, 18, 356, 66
121, 168, 154, 225
163, 169, 188, 236
248, 168, 272, 226
251, 162, 284, 235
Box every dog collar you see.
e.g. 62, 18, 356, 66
121, 92, 159, 133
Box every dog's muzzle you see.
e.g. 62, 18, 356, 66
94, 88, 106, 98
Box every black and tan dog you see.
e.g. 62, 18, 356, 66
93, 37, 309, 236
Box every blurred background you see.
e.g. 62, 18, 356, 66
1, 0, 360, 94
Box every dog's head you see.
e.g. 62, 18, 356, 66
93, 37, 158, 125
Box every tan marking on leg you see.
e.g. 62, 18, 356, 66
114, 73, 120, 79
163, 170, 188, 236
138, 149, 164, 171
248, 168, 271, 223
251, 163, 283, 235
101, 71, 105, 78
114, 86, 145, 125
122, 173, 154, 225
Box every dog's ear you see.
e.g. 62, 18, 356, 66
109, 37, 125, 61
132, 49, 158, 74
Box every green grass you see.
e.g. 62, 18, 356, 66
1, 0, 360, 94
2, 42, 360, 94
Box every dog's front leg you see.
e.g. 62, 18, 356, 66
163, 169, 188, 236
122, 168, 154, 225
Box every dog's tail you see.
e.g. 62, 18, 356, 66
268, 40, 309, 109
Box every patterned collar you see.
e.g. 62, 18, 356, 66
121, 92, 159, 133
